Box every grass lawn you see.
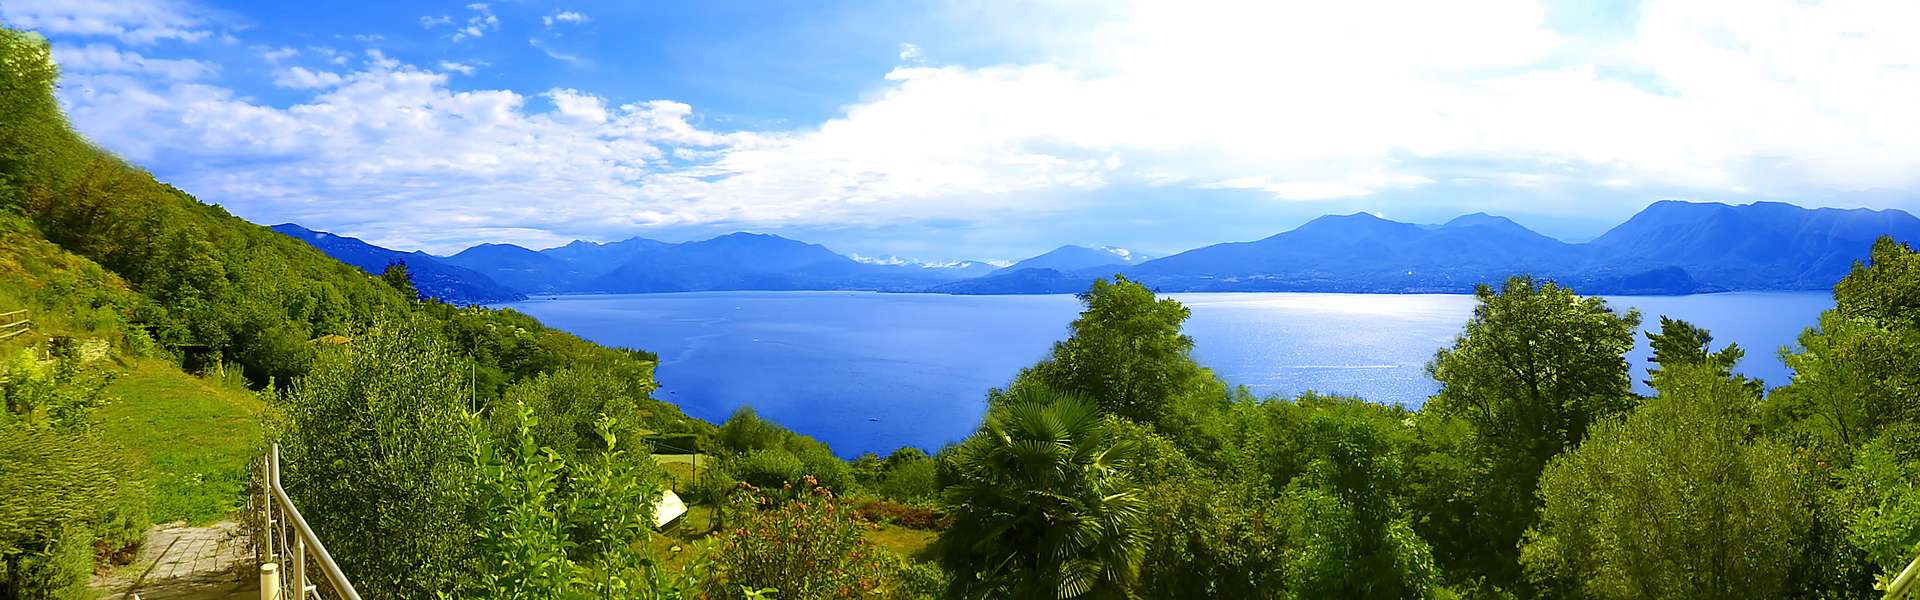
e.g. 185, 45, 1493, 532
866, 523, 940, 562
96, 358, 268, 525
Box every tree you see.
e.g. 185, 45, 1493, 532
1019, 276, 1219, 435
1644, 316, 1747, 387
1420, 275, 1641, 585
1281, 397, 1440, 599
279, 318, 480, 597
1764, 236, 1920, 595
1767, 237, 1920, 453
941, 387, 1148, 599
381, 260, 418, 301
1522, 365, 1817, 599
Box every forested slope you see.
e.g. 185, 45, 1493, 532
1, 26, 707, 597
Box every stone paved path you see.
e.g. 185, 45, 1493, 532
93, 521, 259, 600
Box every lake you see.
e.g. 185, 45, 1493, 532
501, 290, 1833, 457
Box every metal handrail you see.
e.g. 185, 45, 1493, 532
0, 309, 27, 341
261, 443, 363, 600
1889, 550, 1920, 599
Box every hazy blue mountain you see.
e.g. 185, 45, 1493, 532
998, 245, 1152, 274
539, 236, 673, 277
1580, 200, 1920, 289
442, 243, 583, 293
1116, 201, 1915, 294
270, 224, 525, 304
1125, 211, 1577, 292
333, 200, 1920, 297
579, 232, 949, 293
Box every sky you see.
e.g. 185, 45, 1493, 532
4, 0, 1919, 263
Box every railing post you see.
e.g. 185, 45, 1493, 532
292, 536, 307, 600
262, 456, 275, 563
261, 562, 281, 600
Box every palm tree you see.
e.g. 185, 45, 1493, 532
940, 387, 1148, 599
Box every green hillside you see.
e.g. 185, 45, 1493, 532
1, 25, 707, 597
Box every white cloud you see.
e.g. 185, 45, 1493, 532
438, 61, 477, 75
451, 3, 499, 42
261, 46, 298, 62
306, 46, 349, 66
41, 0, 1920, 251
52, 43, 216, 80
272, 66, 345, 89
544, 11, 589, 27
420, 15, 452, 29
547, 89, 608, 123
1, 0, 214, 44
528, 37, 585, 65
897, 43, 922, 61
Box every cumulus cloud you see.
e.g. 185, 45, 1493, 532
1, 0, 215, 44
260, 46, 298, 62
39, 0, 1920, 251
451, 3, 499, 42
271, 66, 345, 89
420, 15, 452, 29
543, 11, 589, 27
52, 44, 216, 80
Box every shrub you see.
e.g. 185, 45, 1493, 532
789, 438, 856, 494
893, 559, 950, 600
734, 448, 805, 489
0, 430, 147, 599
716, 406, 787, 454
872, 447, 937, 503
855, 500, 941, 530
704, 478, 899, 599
494, 367, 645, 459
277, 319, 481, 597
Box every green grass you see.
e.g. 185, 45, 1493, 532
96, 359, 268, 525
867, 523, 940, 562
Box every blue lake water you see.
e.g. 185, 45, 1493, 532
502, 291, 1833, 457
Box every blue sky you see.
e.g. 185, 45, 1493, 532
6, 0, 1919, 263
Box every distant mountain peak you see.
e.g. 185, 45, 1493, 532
1442, 212, 1520, 229
999, 244, 1153, 274
270, 223, 524, 304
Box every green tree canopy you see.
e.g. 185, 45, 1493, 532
1645, 316, 1749, 389
1017, 276, 1220, 436
1522, 364, 1817, 599
380, 260, 418, 301
1420, 275, 1641, 586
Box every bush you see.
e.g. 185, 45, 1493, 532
876, 459, 937, 503
855, 500, 941, 530
735, 448, 805, 489
494, 367, 644, 458
277, 319, 481, 597
790, 438, 856, 494
0, 525, 93, 600
704, 478, 899, 599
716, 406, 788, 454
0, 430, 148, 599
892, 558, 950, 600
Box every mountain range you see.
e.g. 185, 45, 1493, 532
272, 201, 1920, 304
270, 224, 526, 303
